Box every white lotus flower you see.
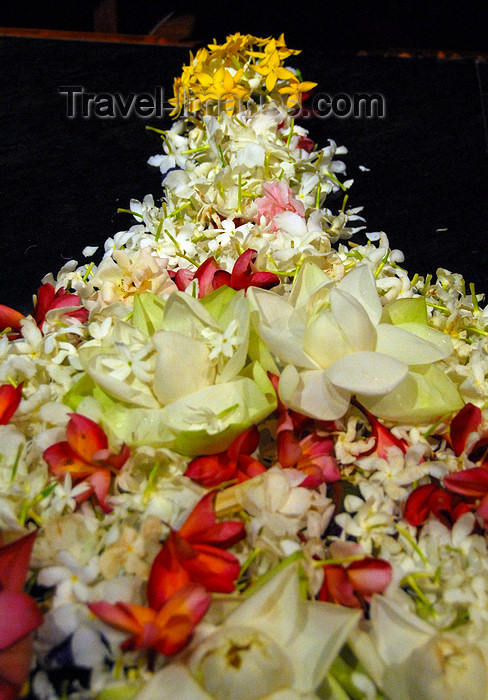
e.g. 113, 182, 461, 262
136, 562, 361, 700
248, 263, 456, 421
350, 594, 488, 700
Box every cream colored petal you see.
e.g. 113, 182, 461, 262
279, 366, 351, 420
336, 264, 382, 325
135, 663, 211, 700
330, 288, 377, 352
376, 324, 450, 364
326, 351, 408, 396
152, 330, 213, 404
397, 321, 453, 359
303, 311, 351, 369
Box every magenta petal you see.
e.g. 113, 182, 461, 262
194, 257, 221, 297
0, 591, 43, 650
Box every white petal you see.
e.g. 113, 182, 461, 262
330, 288, 377, 352
153, 331, 213, 404
303, 311, 351, 369
136, 663, 211, 700
376, 324, 450, 364
397, 322, 453, 359
326, 351, 408, 396
337, 264, 382, 325
274, 211, 308, 237
279, 366, 351, 420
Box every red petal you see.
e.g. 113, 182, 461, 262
444, 467, 488, 498
174, 269, 194, 292
88, 468, 113, 513
194, 257, 221, 297
230, 249, 279, 291
353, 400, 407, 458
0, 305, 25, 333
318, 565, 360, 608
32, 283, 56, 326
43, 441, 94, 479
449, 403, 482, 456
94, 443, 131, 471
178, 493, 245, 547
227, 426, 260, 460
184, 454, 237, 488
154, 584, 211, 655
298, 453, 341, 483
347, 558, 392, 597
0, 591, 43, 650
0, 384, 22, 426
404, 483, 438, 526
87, 601, 142, 636
235, 455, 267, 481
277, 430, 302, 468
0, 635, 35, 697
0, 532, 37, 593
147, 537, 191, 610
66, 414, 108, 463
183, 544, 241, 593
297, 136, 314, 152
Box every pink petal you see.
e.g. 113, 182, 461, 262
174, 268, 194, 291
347, 558, 392, 596
88, 468, 113, 513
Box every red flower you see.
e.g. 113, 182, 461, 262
404, 482, 472, 528
147, 492, 245, 610
173, 249, 279, 298
43, 413, 130, 513
447, 402, 488, 465
0, 283, 88, 339
271, 374, 340, 487
88, 583, 210, 657
353, 399, 408, 459
0, 384, 23, 425
318, 557, 392, 609
0, 532, 43, 700
185, 426, 266, 488
443, 468, 488, 523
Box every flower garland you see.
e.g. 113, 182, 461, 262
1, 32, 488, 700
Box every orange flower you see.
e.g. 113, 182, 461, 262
147, 492, 245, 609
43, 413, 130, 513
88, 583, 210, 656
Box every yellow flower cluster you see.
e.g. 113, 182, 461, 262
169, 32, 317, 117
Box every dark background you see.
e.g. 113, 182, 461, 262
0, 3, 487, 313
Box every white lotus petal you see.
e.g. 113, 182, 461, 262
337, 264, 382, 325
397, 322, 453, 359
136, 663, 211, 700
327, 351, 408, 396
279, 365, 351, 420
376, 323, 450, 364
330, 288, 377, 352
153, 330, 214, 404
289, 260, 331, 310
303, 311, 351, 369
274, 211, 308, 237
162, 291, 219, 335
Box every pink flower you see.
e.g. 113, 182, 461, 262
254, 181, 305, 231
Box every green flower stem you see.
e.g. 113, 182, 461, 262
396, 524, 428, 565
117, 208, 143, 219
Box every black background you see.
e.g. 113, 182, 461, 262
0, 20, 487, 313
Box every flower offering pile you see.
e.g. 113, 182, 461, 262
2, 33, 488, 700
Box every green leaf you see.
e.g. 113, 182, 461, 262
381, 297, 429, 326
96, 684, 141, 700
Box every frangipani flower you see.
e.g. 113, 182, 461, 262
136, 562, 361, 700
147, 492, 246, 608
248, 262, 461, 422
43, 413, 130, 513
0, 532, 43, 700
88, 583, 211, 657
350, 593, 488, 700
